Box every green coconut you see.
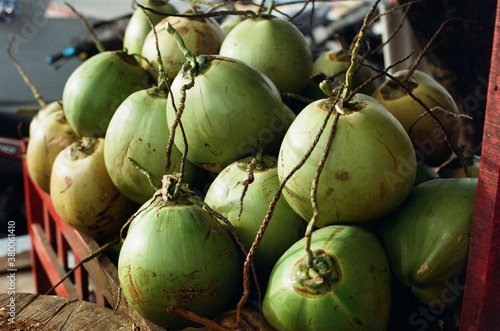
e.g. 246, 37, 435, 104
118, 188, 241, 330
62, 50, 153, 137
141, 14, 225, 82
204, 154, 306, 279
219, 15, 313, 94
263, 225, 392, 330
371, 69, 462, 167
123, 0, 178, 56
166, 55, 295, 173
311, 49, 379, 96
278, 94, 417, 227
104, 87, 196, 204
378, 177, 477, 308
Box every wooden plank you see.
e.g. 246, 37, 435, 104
0, 293, 135, 330
461, 0, 500, 329
30, 224, 80, 299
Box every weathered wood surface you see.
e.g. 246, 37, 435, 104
0, 293, 135, 330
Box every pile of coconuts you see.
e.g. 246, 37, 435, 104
21, 0, 480, 330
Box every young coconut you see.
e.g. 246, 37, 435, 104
165, 23, 295, 173
141, 12, 226, 82
311, 49, 379, 96
28, 101, 63, 138
262, 225, 392, 330
204, 154, 306, 280
26, 110, 79, 193
104, 86, 196, 205
50, 137, 138, 241
378, 177, 477, 309
278, 0, 416, 227
371, 69, 462, 167
62, 50, 153, 138
118, 176, 241, 330
219, 3, 313, 94
278, 94, 417, 227
123, 0, 178, 56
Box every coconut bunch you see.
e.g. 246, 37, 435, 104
19, 0, 479, 330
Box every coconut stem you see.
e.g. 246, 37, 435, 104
265, 0, 275, 16
133, 0, 167, 90
402, 18, 458, 83
165, 76, 194, 174
128, 157, 160, 191
65, 1, 106, 53
166, 22, 197, 70
342, 0, 381, 100
7, 36, 46, 108
235, 95, 339, 325
205, 206, 263, 311
305, 109, 341, 266
168, 307, 229, 331
364, 62, 473, 178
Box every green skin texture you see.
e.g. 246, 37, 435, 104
371, 69, 461, 167
311, 50, 378, 96
50, 138, 137, 241
104, 87, 196, 205
378, 178, 478, 308
166, 56, 296, 173
62, 51, 152, 138
123, 0, 178, 56
204, 155, 306, 278
141, 16, 226, 81
263, 225, 391, 330
26, 110, 78, 193
219, 16, 313, 94
278, 94, 417, 227
118, 201, 241, 330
